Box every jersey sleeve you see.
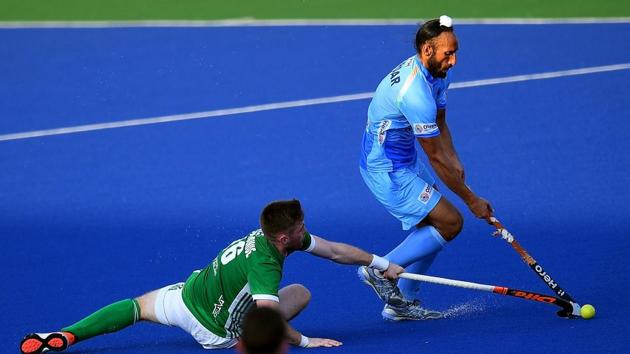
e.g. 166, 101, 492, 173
299, 232, 316, 252
399, 88, 440, 138
248, 256, 282, 302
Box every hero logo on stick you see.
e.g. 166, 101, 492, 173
534, 263, 565, 296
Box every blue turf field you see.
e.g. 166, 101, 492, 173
2, 23, 630, 353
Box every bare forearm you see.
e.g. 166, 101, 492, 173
256, 300, 306, 347
439, 121, 459, 160
285, 322, 304, 346
427, 112, 473, 203
428, 149, 475, 204
326, 242, 373, 265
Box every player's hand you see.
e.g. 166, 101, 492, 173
382, 262, 405, 280
306, 338, 343, 348
466, 196, 494, 219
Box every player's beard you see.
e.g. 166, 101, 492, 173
427, 54, 448, 78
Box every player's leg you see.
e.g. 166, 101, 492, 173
358, 167, 440, 307
384, 158, 463, 268
20, 293, 146, 354
149, 282, 237, 349
386, 196, 462, 274
135, 288, 161, 322
397, 252, 439, 300
278, 284, 311, 321
360, 164, 455, 320
382, 175, 449, 269
422, 196, 463, 241
388, 191, 462, 303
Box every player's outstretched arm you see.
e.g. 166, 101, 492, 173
309, 236, 404, 280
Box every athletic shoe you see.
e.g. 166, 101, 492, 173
382, 300, 444, 321
20, 332, 68, 354
357, 266, 406, 307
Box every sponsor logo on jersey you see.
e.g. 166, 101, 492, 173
377, 120, 392, 145
212, 258, 218, 276
413, 123, 438, 135
212, 295, 224, 317
418, 183, 433, 204
245, 235, 257, 258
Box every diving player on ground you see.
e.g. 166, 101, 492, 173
21, 200, 404, 353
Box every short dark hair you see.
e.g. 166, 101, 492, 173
240, 307, 286, 354
414, 18, 454, 52
260, 199, 304, 239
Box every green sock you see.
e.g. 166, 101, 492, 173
61, 299, 141, 342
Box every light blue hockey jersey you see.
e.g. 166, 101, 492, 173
360, 55, 450, 172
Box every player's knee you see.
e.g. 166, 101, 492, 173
135, 291, 158, 322
440, 211, 463, 241
453, 213, 464, 236
288, 284, 311, 306
278, 284, 311, 321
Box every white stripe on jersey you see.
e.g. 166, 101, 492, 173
223, 284, 255, 339
396, 60, 420, 106
252, 294, 280, 302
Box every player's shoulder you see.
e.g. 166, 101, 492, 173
387, 56, 416, 84
397, 55, 417, 73
246, 229, 283, 263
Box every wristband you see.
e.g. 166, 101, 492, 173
299, 334, 310, 348
368, 254, 390, 272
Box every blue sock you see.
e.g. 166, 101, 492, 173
385, 226, 447, 267
385, 226, 446, 301
398, 253, 439, 301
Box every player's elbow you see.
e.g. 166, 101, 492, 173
328, 249, 343, 263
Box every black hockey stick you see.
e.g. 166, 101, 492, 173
488, 217, 576, 303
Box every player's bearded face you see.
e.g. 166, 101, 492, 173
426, 33, 458, 78
286, 221, 306, 250
427, 53, 447, 78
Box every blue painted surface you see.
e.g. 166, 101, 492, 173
1, 23, 629, 353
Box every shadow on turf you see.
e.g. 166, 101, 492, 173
70, 338, 208, 353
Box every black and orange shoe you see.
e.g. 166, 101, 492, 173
20, 332, 68, 354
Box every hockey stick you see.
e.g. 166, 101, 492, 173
399, 272, 581, 317
488, 217, 576, 303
